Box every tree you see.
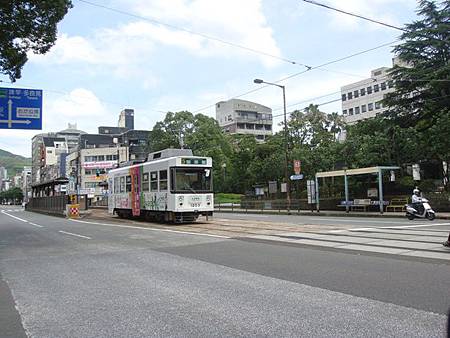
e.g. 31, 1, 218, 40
384, 0, 450, 128
0, 0, 72, 81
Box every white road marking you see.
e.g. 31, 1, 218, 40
316, 217, 411, 224
28, 222, 43, 228
58, 230, 91, 240
70, 219, 230, 239
350, 223, 450, 231
1, 210, 44, 228
1, 210, 30, 223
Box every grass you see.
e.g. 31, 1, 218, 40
214, 193, 243, 204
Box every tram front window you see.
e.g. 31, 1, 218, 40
173, 168, 212, 192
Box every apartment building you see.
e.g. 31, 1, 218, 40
215, 99, 273, 141
341, 59, 401, 125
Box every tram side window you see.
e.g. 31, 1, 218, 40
142, 173, 149, 191
119, 176, 125, 193
159, 170, 168, 191
150, 171, 158, 191
114, 177, 119, 193
126, 175, 132, 192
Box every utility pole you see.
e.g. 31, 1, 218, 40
254, 78, 291, 212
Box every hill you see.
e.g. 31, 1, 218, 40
0, 149, 32, 177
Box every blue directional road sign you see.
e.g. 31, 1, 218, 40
0, 87, 42, 130
290, 174, 304, 180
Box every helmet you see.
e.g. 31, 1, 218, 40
413, 188, 420, 196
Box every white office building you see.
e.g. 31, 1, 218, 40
215, 99, 273, 141
341, 59, 401, 125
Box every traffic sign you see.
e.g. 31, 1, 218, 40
290, 174, 304, 180
0, 87, 42, 130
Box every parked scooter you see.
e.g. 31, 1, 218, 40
405, 198, 436, 220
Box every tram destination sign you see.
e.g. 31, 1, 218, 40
0, 87, 42, 130
181, 158, 207, 165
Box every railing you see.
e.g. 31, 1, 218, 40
25, 195, 67, 215
25, 194, 89, 215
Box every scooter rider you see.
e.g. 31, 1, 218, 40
411, 188, 424, 215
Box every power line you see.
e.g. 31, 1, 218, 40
77, 0, 311, 69
301, 0, 406, 32
190, 40, 398, 114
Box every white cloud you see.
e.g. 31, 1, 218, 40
29, 0, 282, 74
43, 88, 110, 132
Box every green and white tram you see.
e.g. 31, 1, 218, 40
108, 149, 213, 223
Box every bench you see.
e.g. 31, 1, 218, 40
386, 197, 408, 212
351, 199, 371, 212
338, 199, 371, 212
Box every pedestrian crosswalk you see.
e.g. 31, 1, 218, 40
252, 224, 450, 261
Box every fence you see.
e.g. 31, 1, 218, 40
25, 195, 68, 215
216, 195, 450, 213
25, 194, 89, 216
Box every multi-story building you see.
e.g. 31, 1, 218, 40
118, 109, 134, 130
21, 167, 32, 201
31, 124, 86, 184
215, 99, 273, 141
341, 58, 402, 125
0, 166, 8, 192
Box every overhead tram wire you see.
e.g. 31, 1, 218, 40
77, 0, 311, 70
301, 0, 447, 43
190, 40, 398, 114
301, 0, 407, 32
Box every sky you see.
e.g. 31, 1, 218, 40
0, 0, 419, 157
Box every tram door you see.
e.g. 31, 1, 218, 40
130, 167, 141, 216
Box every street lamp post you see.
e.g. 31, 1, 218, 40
253, 78, 291, 212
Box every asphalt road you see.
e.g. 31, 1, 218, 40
1, 206, 449, 337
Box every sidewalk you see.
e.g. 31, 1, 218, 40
214, 207, 450, 220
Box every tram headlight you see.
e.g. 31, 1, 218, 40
178, 196, 184, 202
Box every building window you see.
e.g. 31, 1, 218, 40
360, 88, 366, 96
264, 125, 272, 131
374, 70, 382, 76
106, 155, 118, 161
374, 84, 379, 92
126, 175, 132, 192
142, 173, 149, 191
114, 177, 119, 193
150, 171, 158, 191
347, 92, 353, 100
341, 93, 346, 101
375, 101, 382, 109
354, 90, 359, 98
256, 135, 265, 140
343, 109, 347, 115
349, 108, 354, 115
388, 80, 394, 88
381, 82, 387, 90
159, 170, 168, 191
355, 106, 360, 114
368, 103, 374, 111
367, 86, 372, 94
120, 176, 125, 193
361, 105, 367, 113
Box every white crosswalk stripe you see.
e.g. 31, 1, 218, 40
252, 225, 450, 261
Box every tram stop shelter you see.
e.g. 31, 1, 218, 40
31, 177, 69, 197
315, 166, 400, 214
